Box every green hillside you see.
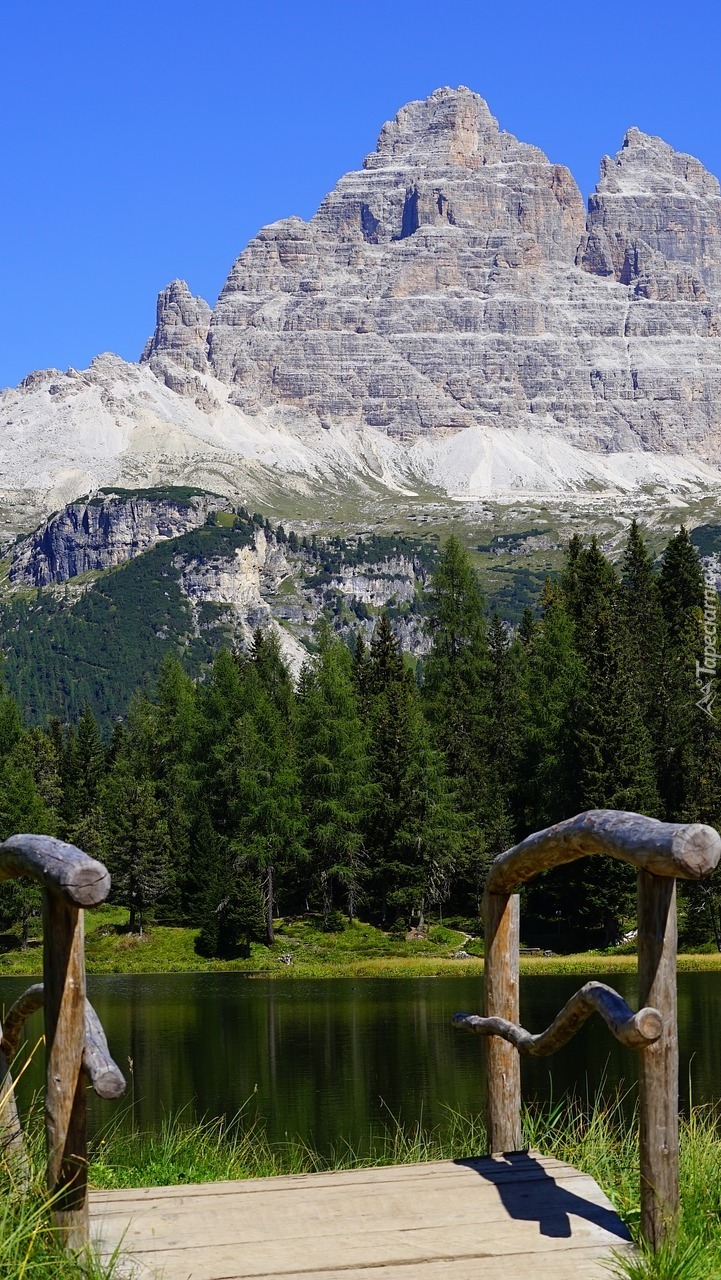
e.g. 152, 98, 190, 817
0, 520, 257, 725
0, 494, 624, 729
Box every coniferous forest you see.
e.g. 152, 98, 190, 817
1, 521, 720, 955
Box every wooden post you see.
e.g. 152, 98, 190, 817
42, 890, 89, 1253
637, 871, 679, 1249
483, 890, 522, 1153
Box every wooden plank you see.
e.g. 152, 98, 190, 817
487, 810, 721, 893
637, 871, 679, 1248
93, 1230, 630, 1280
103, 1244, 631, 1280
89, 1154, 591, 1204
91, 1186, 627, 1251
483, 891, 522, 1152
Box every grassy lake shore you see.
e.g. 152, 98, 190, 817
2, 908, 721, 978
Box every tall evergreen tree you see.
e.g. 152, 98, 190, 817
423, 536, 491, 901
562, 539, 659, 941
520, 581, 582, 831
365, 616, 458, 925
297, 633, 371, 923
0, 730, 57, 946
656, 527, 706, 821
216, 653, 305, 944
620, 520, 665, 727
100, 748, 172, 934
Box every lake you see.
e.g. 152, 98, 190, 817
1, 972, 719, 1151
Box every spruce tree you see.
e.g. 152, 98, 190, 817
365, 616, 458, 926
620, 520, 665, 727
297, 633, 371, 923
656, 527, 706, 821
563, 539, 659, 942
485, 612, 524, 856
520, 580, 581, 832
100, 750, 172, 934
218, 667, 305, 944
0, 731, 57, 946
422, 536, 491, 901
194, 814, 266, 958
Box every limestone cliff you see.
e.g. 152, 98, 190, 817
9, 489, 218, 586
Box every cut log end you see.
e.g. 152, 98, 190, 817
0, 835, 111, 906
634, 1006, 664, 1044
671, 823, 721, 879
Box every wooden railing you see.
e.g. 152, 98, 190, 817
0, 835, 125, 1254
453, 810, 721, 1251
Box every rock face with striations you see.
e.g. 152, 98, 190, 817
3, 86, 721, 532
147, 86, 721, 458
10, 490, 217, 586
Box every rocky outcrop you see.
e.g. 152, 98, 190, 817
4, 86, 721, 534
9, 489, 217, 586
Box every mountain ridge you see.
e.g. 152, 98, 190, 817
3, 86, 721, 536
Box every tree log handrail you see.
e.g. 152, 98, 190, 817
453, 981, 663, 1055
0, 834, 111, 907
1, 983, 126, 1100
0, 833, 124, 1253
454, 809, 721, 1255
485, 810, 721, 894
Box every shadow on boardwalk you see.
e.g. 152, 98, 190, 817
455, 1152, 632, 1241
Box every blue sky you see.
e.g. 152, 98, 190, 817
1, 0, 719, 389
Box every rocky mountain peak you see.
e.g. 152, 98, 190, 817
4, 86, 721, 535
366, 86, 502, 170
585, 128, 721, 289
599, 126, 721, 197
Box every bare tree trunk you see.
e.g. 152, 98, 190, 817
265, 866, 275, 944
321, 872, 332, 928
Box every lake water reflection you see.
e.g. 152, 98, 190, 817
1, 972, 719, 1152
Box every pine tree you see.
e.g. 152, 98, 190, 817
656, 527, 706, 821
563, 539, 659, 941
297, 633, 372, 923
422, 536, 491, 902
520, 580, 582, 832
620, 520, 665, 727
485, 613, 525, 855
365, 616, 458, 926
58, 706, 107, 854
194, 814, 267, 958
218, 665, 305, 944
132, 658, 200, 916
658, 526, 704, 642
100, 750, 172, 934
0, 730, 57, 946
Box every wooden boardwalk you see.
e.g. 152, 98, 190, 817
89, 1153, 633, 1279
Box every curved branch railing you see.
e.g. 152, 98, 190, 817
453, 981, 663, 1055
1, 983, 125, 1099
0, 835, 125, 1252
453, 809, 721, 1252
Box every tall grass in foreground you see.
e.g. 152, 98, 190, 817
5, 1096, 721, 1278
